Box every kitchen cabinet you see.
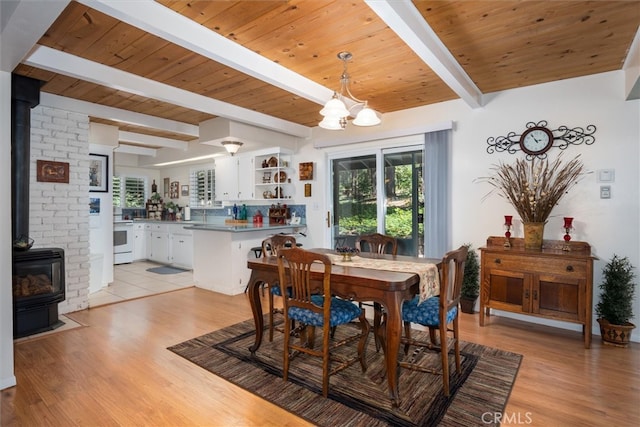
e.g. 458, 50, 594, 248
254, 148, 294, 201
145, 223, 169, 264
479, 236, 595, 348
170, 229, 193, 269
142, 223, 193, 268
133, 223, 146, 261
191, 225, 302, 295
215, 155, 253, 201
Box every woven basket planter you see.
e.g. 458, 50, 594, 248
597, 318, 636, 347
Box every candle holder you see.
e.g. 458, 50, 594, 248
504, 215, 513, 248
562, 217, 574, 251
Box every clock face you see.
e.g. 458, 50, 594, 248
520, 127, 553, 155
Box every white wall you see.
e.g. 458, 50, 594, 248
29, 105, 92, 313
0, 71, 16, 389
298, 70, 640, 339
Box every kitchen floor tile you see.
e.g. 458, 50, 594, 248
89, 261, 194, 308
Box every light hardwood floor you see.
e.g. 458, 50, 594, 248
2, 279, 639, 426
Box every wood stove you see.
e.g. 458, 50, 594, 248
11, 74, 67, 338
12, 248, 66, 338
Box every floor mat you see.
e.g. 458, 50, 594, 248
146, 266, 190, 275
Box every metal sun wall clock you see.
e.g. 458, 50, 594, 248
486, 120, 596, 159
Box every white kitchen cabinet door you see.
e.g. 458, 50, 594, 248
170, 232, 193, 269
133, 224, 146, 261
237, 155, 254, 200
215, 155, 253, 202
214, 156, 237, 202
149, 232, 170, 263
144, 226, 153, 260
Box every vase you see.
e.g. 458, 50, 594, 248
523, 222, 545, 250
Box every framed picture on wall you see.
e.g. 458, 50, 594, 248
163, 177, 170, 199
37, 160, 69, 183
170, 181, 179, 199
89, 153, 108, 192
181, 185, 189, 196
299, 162, 313, 180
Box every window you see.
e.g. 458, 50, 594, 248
190, 166, 221, 208
113, 176, 147, 208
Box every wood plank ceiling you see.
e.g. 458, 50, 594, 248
12, 0, 640, 150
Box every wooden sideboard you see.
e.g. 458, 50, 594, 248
479, 236, 596, 348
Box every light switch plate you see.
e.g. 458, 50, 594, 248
598, 169, 615, 182
600, 185, 611, 199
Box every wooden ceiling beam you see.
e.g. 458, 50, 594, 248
40, 93, 199, 137
366, 0, 483, 109
24, 45, 310, 138
76, 0, 331, 107
0, 0, 70, 72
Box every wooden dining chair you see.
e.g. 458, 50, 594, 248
355, 233, 398, 256
262, 234, 298, 342
277, 247, 370, 398
355, 233, 398, 351
399, 245, 468, 397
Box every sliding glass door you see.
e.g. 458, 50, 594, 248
383, 149, 424, 256
330, 146, 424, 256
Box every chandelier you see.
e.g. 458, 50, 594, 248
319, 51, 381, 130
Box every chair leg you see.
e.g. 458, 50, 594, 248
403, 321, 412, 355
307, 326, 316, 349
322, 323, 331, 398
429, 326, 438, 346
268, 288, 276, 342
282, 315, 291, 384
439, 325, 450, 397
453, 316, 461, 374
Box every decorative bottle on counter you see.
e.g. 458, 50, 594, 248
232, 203, 238, 220
240, 204, 247, 220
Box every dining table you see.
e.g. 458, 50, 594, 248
246, 248, 440, 405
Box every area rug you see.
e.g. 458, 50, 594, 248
146, 266, 190, 275
168, 318, 522, 426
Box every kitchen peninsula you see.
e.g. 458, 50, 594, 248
185, 221, 306, 295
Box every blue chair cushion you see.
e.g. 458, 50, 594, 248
270, 284, 293, 298
270, 284, 282, 296
288, 295, 361, 327
402, 295, 458, 326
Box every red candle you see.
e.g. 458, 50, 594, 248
504, 215, 513, 226
563, 217, 574, 228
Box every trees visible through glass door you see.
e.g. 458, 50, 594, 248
330, 148, 424, 256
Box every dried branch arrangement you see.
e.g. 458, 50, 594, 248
481, 155, 585, 223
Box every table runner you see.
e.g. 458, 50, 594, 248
327, 254, 439, 303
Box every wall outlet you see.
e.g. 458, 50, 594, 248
600, 185, 611, 199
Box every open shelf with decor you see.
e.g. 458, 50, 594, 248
254, 148, 294, 201
145, 202, 164, 220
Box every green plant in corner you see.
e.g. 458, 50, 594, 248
595, 255, 636, 346
460, 243, 480, 314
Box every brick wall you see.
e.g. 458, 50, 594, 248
29, 106, 90, 313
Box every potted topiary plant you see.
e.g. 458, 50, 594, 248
596, 255, 636, 347
460, 243, 480, 314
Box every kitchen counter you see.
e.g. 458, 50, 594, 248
185, 222, 305, 233
189, 221, 306, 295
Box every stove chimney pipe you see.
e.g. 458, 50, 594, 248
11, 74, 42, 242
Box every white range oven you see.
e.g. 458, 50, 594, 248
113, 220, 134, 264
